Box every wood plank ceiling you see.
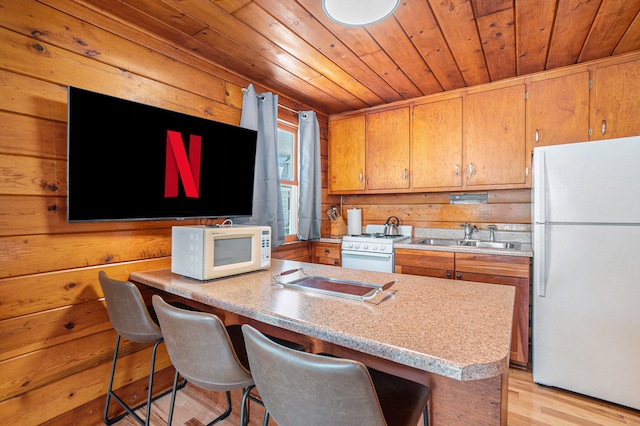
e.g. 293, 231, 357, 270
76, 0, 640, 115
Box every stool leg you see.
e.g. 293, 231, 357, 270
143, 338, 162, 425
204, 391, 232, 426
167, 369, 181, 426
104, 335, 166, 425
103, 334, 121, 424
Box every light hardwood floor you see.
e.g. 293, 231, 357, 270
114, 368, 640, 426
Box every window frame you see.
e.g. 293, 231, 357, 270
277, 120, 299, 242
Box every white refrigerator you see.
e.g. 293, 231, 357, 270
532, 136, 640, 410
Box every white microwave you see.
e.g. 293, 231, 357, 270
171, 225, 271, 280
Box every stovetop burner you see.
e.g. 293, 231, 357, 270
355, 232, 406, 239
344, 224, 413, 242
342, 224, 413, 256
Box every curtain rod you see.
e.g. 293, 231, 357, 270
241, 88, 308, 117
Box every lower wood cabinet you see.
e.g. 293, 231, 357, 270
312, 242, 341, 266
395, 248, 531, 367
393, 249, 454, 278
272, 241, 312, 262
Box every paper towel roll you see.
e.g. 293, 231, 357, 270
347, 209, 362, 235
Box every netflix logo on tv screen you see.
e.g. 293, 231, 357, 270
67, 87, 258, 222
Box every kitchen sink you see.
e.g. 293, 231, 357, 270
418, 238, 520, 249
418, 238, 461, 246
458, 240, 520, 249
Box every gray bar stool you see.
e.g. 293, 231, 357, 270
241, 324, 431, 426
152, 295, 263, 426
99, 271, 177, 425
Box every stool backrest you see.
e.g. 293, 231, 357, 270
241, 324, 387, 426
152, 295, 253, 392
98, 271, 161, 343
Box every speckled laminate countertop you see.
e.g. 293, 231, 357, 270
316, 227, 533, 258
130, 259, 515, 381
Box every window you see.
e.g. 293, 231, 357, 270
278, 123, 298, 241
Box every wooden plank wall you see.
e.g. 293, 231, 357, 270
0, 1, 318, 424
1, 1, 529, 424
332, 189, 531, 233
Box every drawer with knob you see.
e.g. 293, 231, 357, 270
312, 242, 341, 266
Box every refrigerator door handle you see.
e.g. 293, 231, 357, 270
534, 225, 548, 297
534, 150, 546, 223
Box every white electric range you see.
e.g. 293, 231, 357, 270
341, 224, 413, 273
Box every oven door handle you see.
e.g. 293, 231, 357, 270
341, 250, 393, 259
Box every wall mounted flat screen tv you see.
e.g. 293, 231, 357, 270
67, 87, 258, 222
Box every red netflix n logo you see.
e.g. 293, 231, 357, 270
164, 130, 202, 198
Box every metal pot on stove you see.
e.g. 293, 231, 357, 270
384, 216, 400, 236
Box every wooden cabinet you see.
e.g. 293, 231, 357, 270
413, 85, 527, 191
329, 55, 640, 194
312, 242, 341, 266
395, 248, 454, 278
395, 249, 530, 367
329, 85, 528, 193
366, 107, 410, 190
411, 98, 463, 190
528, 71, 591, 147
464, 84, 528, 188
328, 108, 409, 193
591, 59, 640, 140
455, 253, 530, 367
328, 115, 365, 192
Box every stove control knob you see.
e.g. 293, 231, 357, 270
363, 244, 369, 250
372, 244, 379, 251
354, 243, 360, 249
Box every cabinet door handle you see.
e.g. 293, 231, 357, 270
535, 129, 539, 143
446, 271, 452, 279
455, 165, 459, 177
601, 120, 606, 135
324, 248, 329, 254
359, 171, 363, 182
333, 259, 339, 265
403, 169, 407, 180
469, 164, 473, 176
456, 273, 462, 279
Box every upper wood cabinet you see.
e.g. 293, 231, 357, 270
328, 54, 640, 194
328, 115, 365, 192
528, 71, 590, 148
366, 107, 410, 190
463, 84, 528, 188
411, 97, 463, 190
591, 59, 640, 140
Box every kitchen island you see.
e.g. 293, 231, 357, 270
130, 259, 515, 425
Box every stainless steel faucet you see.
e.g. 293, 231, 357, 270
461, 223, 478, 240
488, 225, 497, 242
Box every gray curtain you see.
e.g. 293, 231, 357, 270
297, 111, 322, 240
238, 84, 285, 247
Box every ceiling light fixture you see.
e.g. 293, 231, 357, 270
322, 0, 400, 26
